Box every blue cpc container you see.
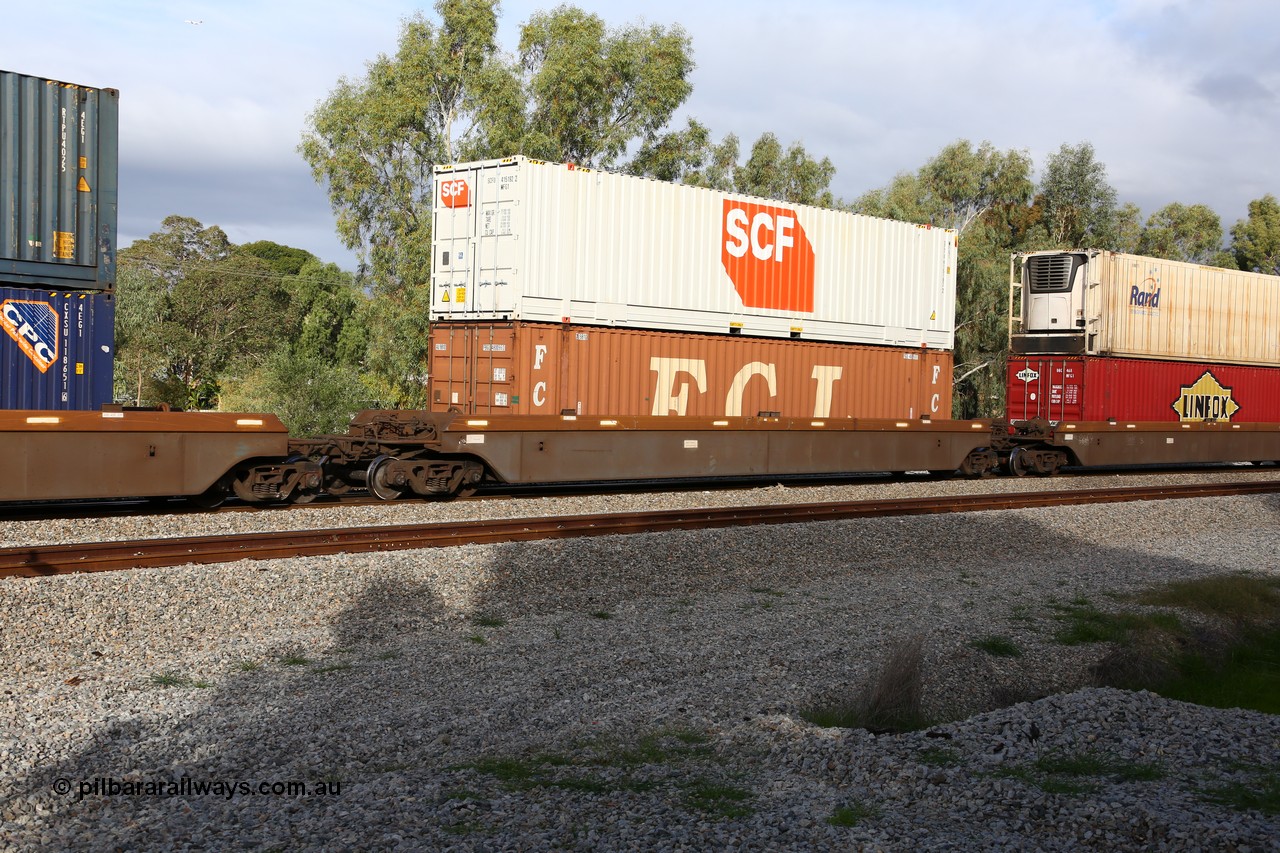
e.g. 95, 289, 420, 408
0, 286, 114, 409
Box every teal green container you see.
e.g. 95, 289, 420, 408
0, 70, 119, 291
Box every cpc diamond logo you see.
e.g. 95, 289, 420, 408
721, 199, 815, 313
1, 299, 59, 373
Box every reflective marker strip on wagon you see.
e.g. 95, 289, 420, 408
101, 412, 124, 419
684, 440, 698, 449
26, 416, 59, 424
466, 420, 489, 427
236, 419, 265, 427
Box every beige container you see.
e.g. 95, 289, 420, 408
432, 156, 956, 348
1017, 250, 1280, 366
429, 321, 953, 420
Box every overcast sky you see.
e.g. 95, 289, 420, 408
3, 1, 1277, 271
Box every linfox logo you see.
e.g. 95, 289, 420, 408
721, 199, 815, 313
439, 178, 470, 209
1130, 273, 1161, 310
1172, 371, 1239, 422
1, 299, 59, 373
1016, 367, 1040, 382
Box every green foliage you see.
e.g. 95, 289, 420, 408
1202, 769, 1280, 815
302, 1, 694, 405
1156, 625, 1280, 713
239, 241, 317, 278
116, 216, 292, 408
520, 7, 693, 168
971, 635, 1022, 657
827, 801, 880, 827
1036, 142, 1120, 248
218, 349, 369, 436
1137, 202, 1226, 263
1231, 193, 1280, 274
116, 217, 369, 418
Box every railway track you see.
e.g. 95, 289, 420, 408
3, 480, 1278, 578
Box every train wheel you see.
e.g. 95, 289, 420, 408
1007, 448, 1031, 477
367, 455, 406, 501
232, 472, 259, 503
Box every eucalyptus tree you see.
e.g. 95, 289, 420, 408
1135, 203, 1230, 265
853, 140, 1034, 417
302, 0, 695, 405
1231, 194, 1280, 275
116, 216, 290, 409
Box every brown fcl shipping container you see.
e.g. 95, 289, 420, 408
429, 322, 953, 420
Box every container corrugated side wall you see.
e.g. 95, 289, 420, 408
1092, 252, 1280, 366
1007, 354, 1280, 424
432, 157, 955, 349
1, 287, 114, 409
430, 321, 953, 420
0, 71, 118, 290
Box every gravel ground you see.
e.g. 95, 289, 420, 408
1, 476, 1278, 850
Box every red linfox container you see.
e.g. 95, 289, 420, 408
430, 321, 953, 420
1006, 354, 1280, 424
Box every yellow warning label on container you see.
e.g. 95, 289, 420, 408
76, 362, 84, 375
53, 231, 75, 259
77, 177, 91, 192
455, 287, 466, 303
79, 157, 87, 169
440, 289, 451, 303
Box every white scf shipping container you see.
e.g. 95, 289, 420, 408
1014, 249, 1280, 367
431, 157, 956, 349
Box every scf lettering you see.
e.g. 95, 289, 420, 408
3, 303, 55, 363
724, 208, 796, 263
440, 180, 468, 200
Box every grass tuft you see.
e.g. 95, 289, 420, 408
827, 801, 879, 827
1201, 769, 1280, 815
802, 635, 929, 733
971, 635, 1023, 657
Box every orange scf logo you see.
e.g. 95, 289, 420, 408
2, 299, 59, 373
1172, 371, 1239, 422
721, 199, 815, 313
439, 178, 470, 209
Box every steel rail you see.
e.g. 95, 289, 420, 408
3, 480, 1278, 578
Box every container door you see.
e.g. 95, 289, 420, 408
433, 167, 478, 317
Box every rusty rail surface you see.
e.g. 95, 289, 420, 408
3, 481, 1278, 578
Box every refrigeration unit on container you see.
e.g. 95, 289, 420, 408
432, 157, 957, 349
1006, 354, 1280, 425
1010, 249, 1280, 367
429, 321, 953, 420
0, 70, 119, 291
1, 287, 114, 410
